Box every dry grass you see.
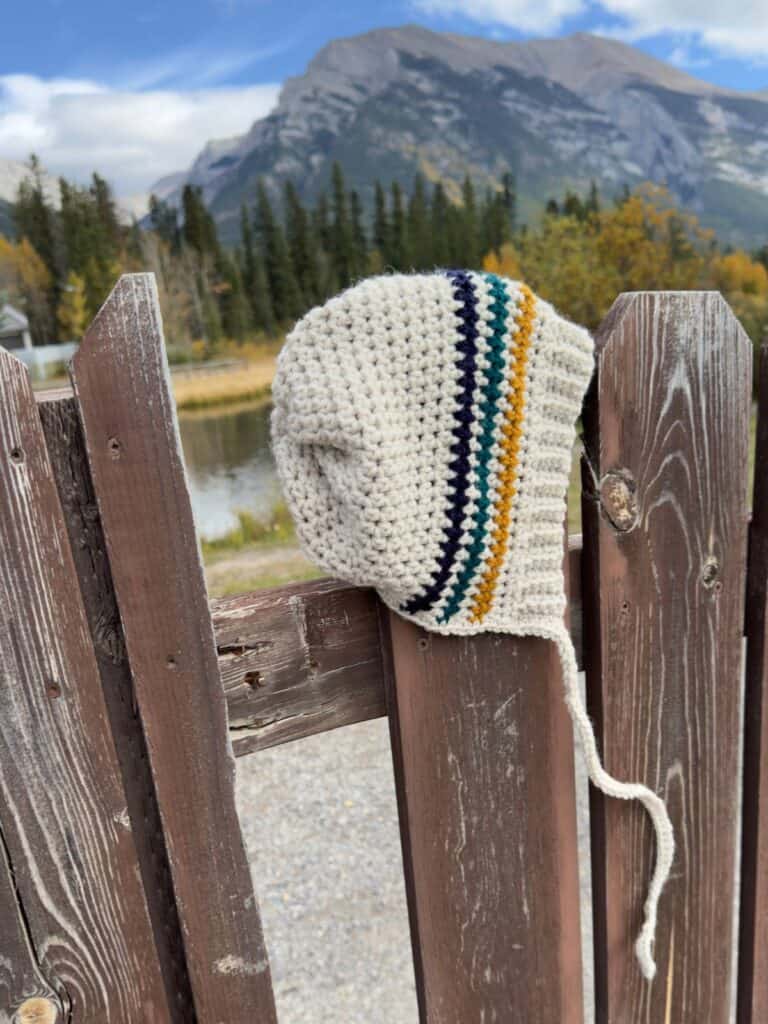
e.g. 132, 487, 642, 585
172, 355, 277, 411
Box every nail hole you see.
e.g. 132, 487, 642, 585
10, 447, 23, 464
45, 679, 61, 699
166, 656, 177, 670
417, 637, 429, 651
244, 670, 262, 689
107, 437, 122, 459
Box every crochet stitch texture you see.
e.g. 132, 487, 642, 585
272, 270, 674, 980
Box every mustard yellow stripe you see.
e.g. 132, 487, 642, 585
469, 284, 537, 623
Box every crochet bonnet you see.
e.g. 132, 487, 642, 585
271, 270, 673, 980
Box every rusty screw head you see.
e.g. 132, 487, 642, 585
599, 471, 638, 532
16, 997, 59, 1024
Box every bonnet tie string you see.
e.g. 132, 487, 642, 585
547, 621, 675, 981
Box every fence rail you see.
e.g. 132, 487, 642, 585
1, 275, 765, 1024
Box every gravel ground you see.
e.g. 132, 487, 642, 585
235, 698, 595, 1024
235, 719, 418, 1024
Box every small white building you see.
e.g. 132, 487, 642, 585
0, 304, 32, 352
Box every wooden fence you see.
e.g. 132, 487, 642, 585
0, 274, 765, 1023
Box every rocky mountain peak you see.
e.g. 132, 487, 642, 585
152, 25, 768, 247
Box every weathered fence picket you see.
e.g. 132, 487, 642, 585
582, 292, 751, 1022
37, 395, 194, 1022
0, 277, 764, 1023
739, 342, 768, 1024
70, 275, 276, 1023
0, 348, 172, 1023
380, 599, 584, 1023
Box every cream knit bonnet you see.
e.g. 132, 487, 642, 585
271, 269, 674, 980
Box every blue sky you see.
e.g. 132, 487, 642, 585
2, 0, 767, 202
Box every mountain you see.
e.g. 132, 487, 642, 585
154, 26, 768, 246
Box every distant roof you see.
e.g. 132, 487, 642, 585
0, 303, 29, 334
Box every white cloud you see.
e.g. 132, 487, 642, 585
0, 73, 280, 205
416, 0, 584, 33
412, 0, 768, 58
667, 42, 712, 70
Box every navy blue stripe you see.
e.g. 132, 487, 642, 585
402, 270, 479, 615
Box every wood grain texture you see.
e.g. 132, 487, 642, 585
38, 396, 194, 1022
71, 275, 276, 1024
582, 292, 751, 1022
381, 536, 583, 1023
211, 578, 386, 755
738, 342, 768, 1024
0, 348, 172, 1022
212, 545, 583, 757
0, 833, 63, 1024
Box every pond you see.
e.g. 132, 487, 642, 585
178, 399, 281, 540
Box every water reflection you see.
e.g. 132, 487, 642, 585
178, 400, 281, 540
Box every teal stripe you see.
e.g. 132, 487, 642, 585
438, 272, 511, 623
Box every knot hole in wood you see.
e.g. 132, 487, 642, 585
15, 997, 60, 1024
599, 470, 638, 532
702, 557, 721, 589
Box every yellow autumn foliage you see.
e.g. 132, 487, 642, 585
482, 243, 521, 279
711, 250, 768, 297
482, 184, 768, 354
0, 236, 53, 339
57, 271, 89, 340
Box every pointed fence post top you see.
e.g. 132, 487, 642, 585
594, 289, 752, 357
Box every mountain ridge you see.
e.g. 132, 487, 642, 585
153, 26, 768, 247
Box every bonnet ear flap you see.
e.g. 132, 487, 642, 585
546, 620, 675, 981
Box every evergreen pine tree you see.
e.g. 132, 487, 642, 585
430, 182, 451, 267
407, 174, 431, 269
461, 175, 480, 268
585, 180, 601, 218
13, 155, 59, 321
149, 195, 181, 250
313, 193, 333, 253
201, 287, 222, 344
330, 162, 354, 288
501, 171, 517, 238
563, 190, 586, 220
251, 247, 277, 336
90, 173, 121, 254
284, 181, 321, 305
240, 203, 256, 297
349, 189, 367, 279
182, 185, 219, 257
373, 181, 390, 265
312, 193, 337, 297
390, 181, 408, 269
255, 180, 303, 322
480, 187, 504, 260
216, 250, 252, 340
